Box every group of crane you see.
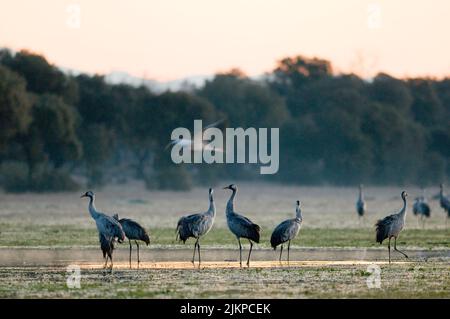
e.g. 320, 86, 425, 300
80, 183, 450, 271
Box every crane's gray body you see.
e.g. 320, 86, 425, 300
113, 215, 150, 244
113, 214, 150, 268
177, 211, 215, 242
176, 190, 215, 242
271, 219, 299, 244
84, 193, 125, 243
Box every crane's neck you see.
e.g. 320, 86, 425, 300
399, 196, 407, 218
207, 193, 216, 217
295, 205, 302, 223
88, 195, 100, 219
226, 189, 237, 215
358, 186, 364, 201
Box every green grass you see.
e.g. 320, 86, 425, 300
0, 223, 449, 248
0, 262, 448, 298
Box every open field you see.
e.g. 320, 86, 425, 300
1, 182, 449, 229
0, 261, 448, 298
0, 182, 449, 298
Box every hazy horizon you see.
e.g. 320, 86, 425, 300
2, 0, 450, 81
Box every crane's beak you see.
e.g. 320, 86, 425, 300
223, 186, 229, 190
80, 194, 86, 198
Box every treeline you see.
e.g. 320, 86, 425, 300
0, 49, 449, 192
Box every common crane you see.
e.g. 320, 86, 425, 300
270, 200, 303, 262
113, 214, 150, 268
99, 233, 114, 268
176, 188, 216, 266
412, 194, 430, 228
375, 191, 409, 264
223, 184, 260, 267
80, 191, 125, 271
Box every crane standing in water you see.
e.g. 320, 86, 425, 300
223, 184, 260, 267
80, 191, 125, 272
176, 188, 216, 267
270, 200, 303, 263
375, 191, 409, 264
113, 214, 150, 268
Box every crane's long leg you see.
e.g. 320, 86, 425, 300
388, 237, 391, 264
135, 241, 140, 268
192, 238, 198, 265
128, 239, 132, 269
394, 237, 408, 258
247, 240, 253, 267
279, 245, 283, 262
287, 240, 291, 263
197, 240, 201, 266
238, 238, 242, 267
109, 254, 113, 274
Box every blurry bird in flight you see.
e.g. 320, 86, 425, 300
165, 119, 225, 153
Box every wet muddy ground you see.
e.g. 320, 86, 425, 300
0, 247, 448, 267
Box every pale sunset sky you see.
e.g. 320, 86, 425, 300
1, 0, 449, 81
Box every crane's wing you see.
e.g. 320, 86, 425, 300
97, 214, 125, 242
270, 219, 296, 248
182, 213, 206, 231
231, 213, 260, 243
176, 213, 206, 242
119, 218, 150, 244
375, 214, 396, 243
239, 214, 259, 229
